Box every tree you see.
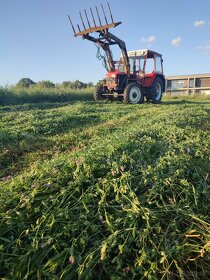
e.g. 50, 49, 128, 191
87, 82, 94, 88
96, 79, 106, 87
37, 80, 55, 88
16, 78, 36, 88
62, 80, 94, 89
74, 80, 83, 89
62, 81, 75, 88
62, 81, 71, 88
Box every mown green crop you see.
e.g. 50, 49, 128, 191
0, 96, 210, 279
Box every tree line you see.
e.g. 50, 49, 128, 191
16, 78, 94, 89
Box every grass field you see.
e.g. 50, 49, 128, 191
0, 94, 210, 279
0, 86, 93, 105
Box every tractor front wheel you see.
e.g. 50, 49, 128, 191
94, 85, 105, 101
117, 95, 124, 101
123, 83, 144, 104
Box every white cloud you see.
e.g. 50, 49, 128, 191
141, 35, 156, 44
194, 20, 205, 27
171, 36, 182, 47
196, 44, 210, 53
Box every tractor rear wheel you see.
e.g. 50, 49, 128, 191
148, 77, 163, 104
123, 83, 144, 104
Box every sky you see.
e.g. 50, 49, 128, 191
0, 0, 210, 86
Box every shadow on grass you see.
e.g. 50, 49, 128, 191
0, 135, 54, 177
28, 114, 102, 136
0, 112, 105, 177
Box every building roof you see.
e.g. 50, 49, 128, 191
166, 73, 210, 80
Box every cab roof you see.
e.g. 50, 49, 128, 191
127, 49, 162, 58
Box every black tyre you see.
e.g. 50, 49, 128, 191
148, 77, 163, 104
94, 85, 105, 101
107, 95, 114, 101
123, 83, 144, 104
117, 95, 124, 101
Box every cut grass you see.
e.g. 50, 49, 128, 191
0, 96, 210, 279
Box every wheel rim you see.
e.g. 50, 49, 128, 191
155, 83, 162, 100
129, 86, 142, 103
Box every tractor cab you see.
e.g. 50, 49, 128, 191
106, 49, 164, 93
127, 49, 164, 84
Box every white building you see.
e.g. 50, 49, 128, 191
166, 74, 210, 95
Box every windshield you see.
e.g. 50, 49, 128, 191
129, 57, 145, 74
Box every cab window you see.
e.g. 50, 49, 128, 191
145, 58, 154, 74
155, 56, 163, 73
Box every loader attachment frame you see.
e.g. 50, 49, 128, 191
68, 2, 130, 74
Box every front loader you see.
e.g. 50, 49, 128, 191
68, 2, 165, 104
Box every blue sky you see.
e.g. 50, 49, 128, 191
0, 0, 210, 86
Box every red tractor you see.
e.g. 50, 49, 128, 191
69, 2, 165, 104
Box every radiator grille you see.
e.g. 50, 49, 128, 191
106, 77, 116, 85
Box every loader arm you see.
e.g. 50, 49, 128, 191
84, 30, 130, 73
